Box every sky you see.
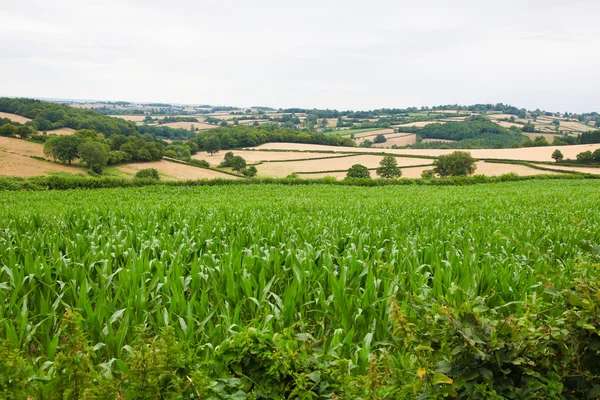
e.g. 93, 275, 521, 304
1, 0, 599, 112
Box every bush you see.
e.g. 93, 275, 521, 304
346, 164, 371, 179
421, 169, 435, 179
135, 168, 160, 180
434, 151, 477, 176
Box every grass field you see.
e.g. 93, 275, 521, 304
1, 181, 600, 397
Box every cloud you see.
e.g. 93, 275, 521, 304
0, 0, 599, 112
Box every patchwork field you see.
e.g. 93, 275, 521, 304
372, 133, 417, 147
0, 151, 84, 177
253, 142, 600, 162
256, 154, 432, 177
39, 128, 77, 136
158, 121, 218, 130
192, 150, 344, 165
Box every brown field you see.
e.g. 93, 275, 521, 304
372, 134, 417, 148
109, 115, 147, 122
326, 118, 338, 127
422, 138, 456, 143
192, 150, 344, 165
0, 136, 47, 158
256, 155, 432, 178
116, 160, 239, 180
159, 122, 217, 130
395, 121, 444, 128
0, 112, 32, 124
354, 128, 395, 139
523, 132, 561, 141
540, 164, 600, 175
253, 142, 600, 162
41, 128, 77, 136
0, 151, 84, 177
296, 161, 559, 181
443, 116, 468, 122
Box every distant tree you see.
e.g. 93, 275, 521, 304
0, 124, 18, 137
576, 151, 594, 163
359, 139, 373, 148
421, 169, 435, 179
43, 135, 81, 165
242, 165, 257, 177
552, 120, 560, 126
78, 141, 108, 173
135, 168, 160, 180
219, 151, 235, 167
204, 135, 221, 154
433, 151, 477, 177
374, 134, 387, 144
522, 122, 535, 133
594, 148, 600, 163
220, 121, 228, 127
17, 125, 34, 139
509, 116, 516, 123
346, 164, 371, 179
376, 156, 402, 179
230, 156, 247, 171
532, 136, 550, 146
551, 149, 564, 162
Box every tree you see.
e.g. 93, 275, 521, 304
78, 141, 108, 173
433, 151, 477, 177
376, 156, 402, 179
522, 123, 535, 133
551, 149, 564, 162
242, 165, 257, 177
346, 164, 371, 179
374, 134, 387, 144
359, 139, 373, 148
230, 156, 247, 172
204, 135, 220, 155
576, 151, 594, 163
43, 135, 81, 165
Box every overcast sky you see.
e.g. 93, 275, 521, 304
1, 0, 599, 112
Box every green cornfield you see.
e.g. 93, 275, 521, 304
1, 180, 600, 398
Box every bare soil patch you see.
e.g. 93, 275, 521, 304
0, 136, 47, 158
192, 150, 345, 165
41, 128, 77, 136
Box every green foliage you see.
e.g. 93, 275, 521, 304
0, 182, 600, 396
135, 168, 160, 180
346, 163, 371, 179
421, 169, 435, 179
376, 156, 402, 178
374, 134, 387, 143
78, 140, 108, 173
204, 135, 221, 154
552, 149, 564, 162
242, 165, 257, 177
434, 151, 477, 176
230, 156, 247, 172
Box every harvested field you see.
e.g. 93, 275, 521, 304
0, 151, 83, 177
109, 115, 147, 122
0, 136, 47, 158
41, 128, 77, 136
159, 122, 217, 130
372, 134, 417, 148
394, 121, 444, 128
472, 161, 560, 176
326, 118, 337, 127
354, 128, 395, 139
538, 164, 600, 175
116, 160, 239, 180
422, 138, 456, 143
0, 112, 31, 124
256, 155, 432, 178
523, 132, 561, 141
192, 150, 345, 165
253, 142, 600, 162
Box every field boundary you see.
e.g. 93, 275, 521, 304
296, 163, 435, 175
1, 172, 598, 191
162, 157, 243, 178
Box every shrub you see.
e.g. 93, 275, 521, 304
346, 164, 371, 179
135, 168, 160, 180
434, 151, 477, 176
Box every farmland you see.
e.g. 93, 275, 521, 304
1, 181, 600, 398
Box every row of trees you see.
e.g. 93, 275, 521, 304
346, 152, 477, 180
43, 130, 164, 173
191, 125, 355, 154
